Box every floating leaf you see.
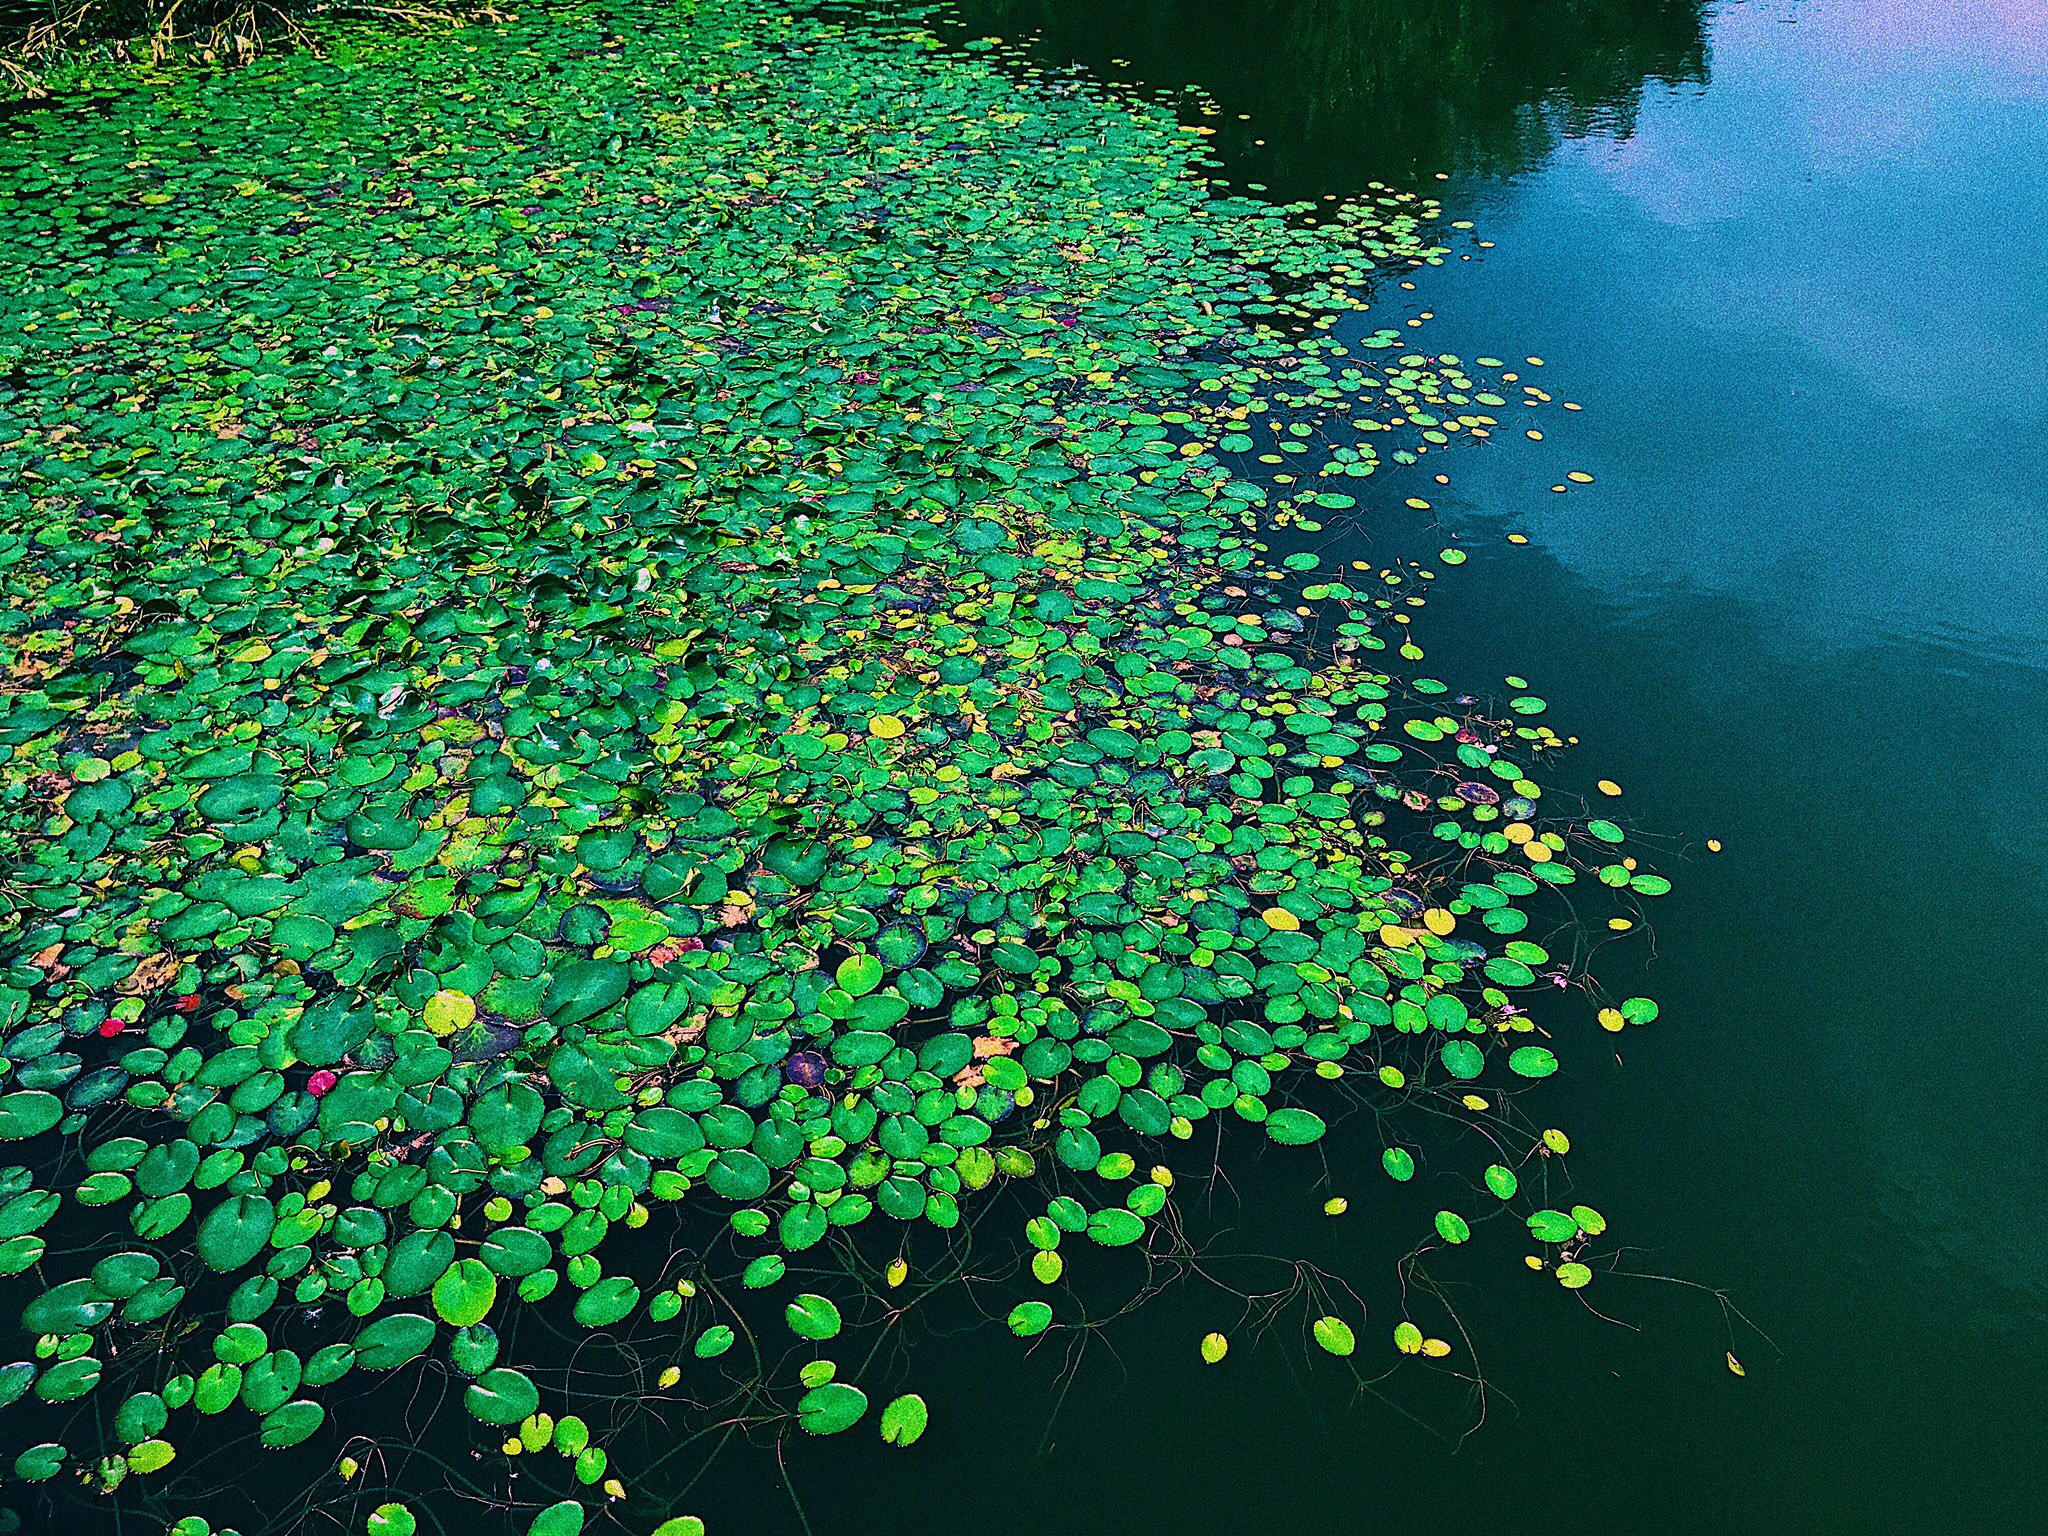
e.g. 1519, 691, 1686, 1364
126, 1440, 176, 1474
1007, 1302, 1054, 1338
1265, 1108, 1327, 1145
694, 1327, 736, 1360
785, 1294, 842, 1342
424, 989, 476, 1037
432, 1260, 497, 1329
527, 1502, 585, 1536
1527, 1210, 1579, 1244
0, 1093, 63, 1141
464, 1369, 540, 1427
1085, 1208, 1145, 1247
879, 1394, 928, 1447
573, 1277, 642, 1329
796, 1382, 868, 1435
835, 954, 885, 997
260, 1400, 326, 1449
1439, 1041, 1484, 1080
1312, 1317, 1356, 1357
196, 1195, 275, 1272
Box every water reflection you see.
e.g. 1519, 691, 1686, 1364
930, 1, 2048, 1531
949, 0, 1710, 193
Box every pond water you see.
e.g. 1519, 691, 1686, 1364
830, 0, 2042, 1531
3, 1, 2041, 1532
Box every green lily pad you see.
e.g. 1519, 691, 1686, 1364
879, 1393, 928, 1447
785, 1294, 842, 1341
795, 1382, 868, 1435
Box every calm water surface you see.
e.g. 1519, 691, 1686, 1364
16, 3, 2037, 1531
810, 1, 2044, 1531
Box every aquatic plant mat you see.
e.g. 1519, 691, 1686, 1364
0, 1, 1682, 1531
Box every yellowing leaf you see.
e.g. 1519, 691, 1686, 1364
1260, 907, 1300, 932
869, 714, 906, 739
424, 989, 476, 1037
1312, 1316, 1355, 1357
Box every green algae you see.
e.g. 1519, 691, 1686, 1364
0, 1, 1672, 1531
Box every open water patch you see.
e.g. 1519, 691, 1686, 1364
0, 2, 1682, 1532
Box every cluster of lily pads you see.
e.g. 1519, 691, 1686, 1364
0, 0, 1668, 1531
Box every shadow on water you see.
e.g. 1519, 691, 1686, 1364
947, 0, 1710, 195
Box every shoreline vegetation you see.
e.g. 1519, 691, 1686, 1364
0, 2, 1672, 1532
0, 0, 488, 97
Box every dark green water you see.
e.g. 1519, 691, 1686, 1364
5, 3, 2040, 1532
785, 0, 2048, 1531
